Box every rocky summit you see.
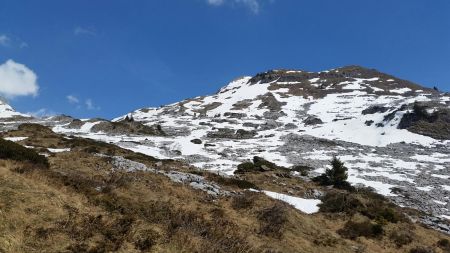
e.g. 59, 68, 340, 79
1, 66, 450, 252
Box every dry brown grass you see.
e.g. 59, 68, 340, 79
0, 125, 448, 253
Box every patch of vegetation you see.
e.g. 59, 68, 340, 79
319, 191, 364, 214
235, 156, 288, 174
18, 123, 55, 135
235, 162, 257, 173
231, 192, 257, 210
291, 165, 314, 176
257, 203, 288, 238
207, 174, 258, 189
389, 228, 414, 247
0, 138, 49, 168
319, 190, 407, 224
313, 157, 353, 190
437, 238, 450, 251
337, 220, 384, 240
409, 246, 436, 253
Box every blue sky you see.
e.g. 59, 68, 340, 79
0, 0, 449, 119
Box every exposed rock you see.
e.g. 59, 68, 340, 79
91, 121, 166, 136
207, 128, 256, 139
362, 105, 389, 115
303, 116, 323, 126
398, 102, 450, 140
190, 138, 202, 144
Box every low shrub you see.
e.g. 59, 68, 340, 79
437, 238, 450, 251
208, 174, 257, 189
235, 162, 257, 174
235, 156, 288, 174
257, 203, 288, 238
389, 229, 414, 247
319, 191, 406, 224
409, 246, 436, 253
0, 138, 49, 168
337, 220, 383, 240
291, 165, 314, 176
231, 192, 257, 210
319, 192, 363, 214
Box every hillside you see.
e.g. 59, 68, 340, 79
37, 66, 450, 228
0, 124, 449, 252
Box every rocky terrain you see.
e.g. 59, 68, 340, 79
1, 65, 450, 251
0, 123, 449, 252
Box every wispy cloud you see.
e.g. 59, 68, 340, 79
66, 95, 79, 104
0, 59, 39, 98
27, 108, 56, 118
74, 26, 96, 36
206, 0, 269, 14
0, 34, 28, 48
85, 99, 100, 110
0, 35, 11, 47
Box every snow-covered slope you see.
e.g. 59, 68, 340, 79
50, 66, 450, 221
0, 98, 30, 119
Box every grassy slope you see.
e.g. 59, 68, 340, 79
0, 124, 448, 253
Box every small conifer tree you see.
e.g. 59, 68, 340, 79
326, 156, 348, 185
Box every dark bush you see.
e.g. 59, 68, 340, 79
291, 165, 313, 176
235, 156, 288, 174
209, 174, 257, 189
389, 229, 414, 247
313, 157, 349, 188
231, 192, 256, 210
437, 238, 450, 251
409, 246, 436, 253
338, 220, 383, 240
319, 192, 363, 214
133, 229, 159, 251
0, 138, 49, 168
235, 162, 257, 174
257, 203, 288, 238
319, 191, 406, 224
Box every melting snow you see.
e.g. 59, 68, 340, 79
3, 136, 28, 142
263, 191, 321, 214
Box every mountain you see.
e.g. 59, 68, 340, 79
0, 66, 449, 251
0, 97, 30, 119
44, 66, 450, 230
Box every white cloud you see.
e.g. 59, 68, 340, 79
27, 108, 56, 118
0, 35, 11, 47
207, 0, 225, 6
74, 26, 96, 36
0, 59, 39, 98
85, 99, 99, 110
206, 0, 266, 13
66, 95, 79, 104
0, 34, 28, 48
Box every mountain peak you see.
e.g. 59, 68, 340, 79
0, 99, 30, 119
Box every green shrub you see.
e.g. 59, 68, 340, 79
0, 138, 49, 168
235, 162, 257, 174
319, 192, 363, 214
313, 157, 350, 189
337, 220, 383, 240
